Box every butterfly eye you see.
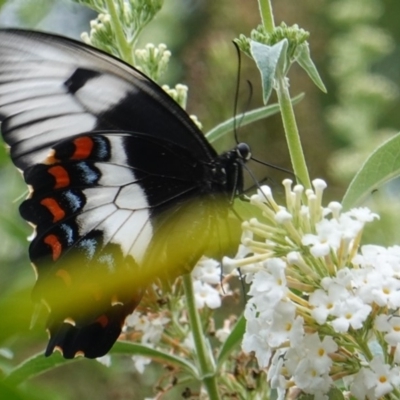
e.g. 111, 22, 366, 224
236, 142, 251, 161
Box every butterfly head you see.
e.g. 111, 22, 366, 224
235, 142, 251, 162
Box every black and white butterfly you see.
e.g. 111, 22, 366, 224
0, 29, 250, 359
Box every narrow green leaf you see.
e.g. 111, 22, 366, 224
111, 341, 199, 378
205, 93, 304, 144
295, 42, 327, 93
250, 39, 288, 104
5, 341, 199, 386
342, 132, 400, 210
4, 353, 75, 387
216, 315, 245, 367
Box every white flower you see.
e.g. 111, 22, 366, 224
132, 355, 152, 374
347, 207, 379, 223
0, 348, 13, 360
125, 312, 169, 344
275, 209, 292, 223
191, 257, 221, 284
302, 218, 341, 255
293, 357, 333, 395
350, 368, 376, 400
242, 317, 272, 367
309, 289, 332, 325
331, 297, 371, 332
96, 355, 111, 367
362, 357, 400, 398
267, 301, 296, 348
288, 316, 304, 348
193, 281, 221, 309
215, 319, 232, 343
375, 314, 400, 346
125, 312, 149, 330
246, 260, 287, 310
268, 350, 288, 390
302, 334, 337, 374
141, 315, 170, 344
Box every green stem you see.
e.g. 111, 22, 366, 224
276, 76, 311, 189
182, 274, 220, 400
258, 0, 275, 33
105, 0, 135, 65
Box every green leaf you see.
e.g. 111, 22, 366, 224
250, 39, 288, 104
4, 353, 76, 387
295, 42, 327, 93
4, 342, 200, 386
327, 387, 345, 400
216, 315, 245, 367
111, 341, 199, 378
205, 93, 304, 144
342, 132, 400, 210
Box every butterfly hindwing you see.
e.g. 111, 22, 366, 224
0, 29, 246, 358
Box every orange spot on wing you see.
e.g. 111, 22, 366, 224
96, 315, 109, 328
44, 149, 59, 165
44, 234, 62, 261
40, 198, 66, 222
48, 166, 70, 189
56, 269, 72, 286
71, 136, 94, 160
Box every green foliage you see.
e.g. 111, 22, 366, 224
1, 0, 400, 398
16, 0, 56, 26
250, 40, 288, 104
342, 132, 400, 209
77, 0, 163, 63
206, 94, 304, 143
326, 0, 399, 183
236, 22, 309, 58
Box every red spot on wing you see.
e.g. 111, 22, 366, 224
71, 136, 94, 160
96, 315, 109, 328
44, 234, 62, 261
48, 166, 70, 189
56, 269, 72, 286
40, 198, 65, 222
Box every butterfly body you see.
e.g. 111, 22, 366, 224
0, 29, 248, 358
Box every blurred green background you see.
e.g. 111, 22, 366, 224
0, 0, 400, 398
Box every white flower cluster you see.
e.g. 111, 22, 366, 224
98, 257, 229, 372
135, 43, 171, 81
224, 179, 400, 399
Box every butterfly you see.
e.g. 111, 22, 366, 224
0, 29, 250, 359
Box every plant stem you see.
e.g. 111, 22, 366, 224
258, 0, 275, 33
276, 76, 311, 189
257, 0, 310, 189
182, 274, 220, 400
105, 0, 135, 65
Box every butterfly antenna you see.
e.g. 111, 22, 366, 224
239, 160, 280, 205
250, 156, 296, 177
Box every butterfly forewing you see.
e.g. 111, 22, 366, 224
0, 29, 245, 359
0, 29, 217, 170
